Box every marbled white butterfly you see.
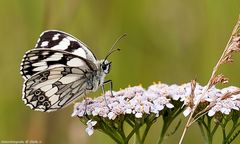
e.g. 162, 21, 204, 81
20, 30, 124, 112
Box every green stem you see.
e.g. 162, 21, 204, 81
158, 118, 172, 144
221, 128, 226, 144
127, 127, 137, 142
221, 117, 228, 144
157, 108, 183, 144
211, 123, 220, 136
200, 117, 211, 144
135, 127, 142, 144
198, 121, 207, 143
226, 122, 240, 142
141, 124, 151, 143
100, 127, 122, 144
118, 120, 127, 143
126, 117, 135, 128
135, 118, 145, 144
126, 121, 141, 143
100, 119, 124, 144
208, 127, 212, 142
207, 117, 213, 144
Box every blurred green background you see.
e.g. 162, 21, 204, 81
0, 0, 240, 144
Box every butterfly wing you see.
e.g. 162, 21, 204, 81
20, 48, 96, 80
22, 66, 95, 112
35, 30, 97, 62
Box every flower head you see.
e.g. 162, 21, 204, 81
72, 83, 240, 119
72, 84, 177, 120
72, 82, 240, 137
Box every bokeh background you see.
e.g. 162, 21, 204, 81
0, 0, 240, 144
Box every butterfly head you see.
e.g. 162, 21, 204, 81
101, 60, 112, 74
100, 33, 127, 74
100, 48, 120, 75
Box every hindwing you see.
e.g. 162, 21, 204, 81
22, 66, 95, 112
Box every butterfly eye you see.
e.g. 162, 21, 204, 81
102, 62, 111, 74
102, 64, 107, 70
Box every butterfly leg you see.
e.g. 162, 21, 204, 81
77, 97, 90, 119
101, 80, 113, 109
103, 80, 114, 97
83, 92, 88, 116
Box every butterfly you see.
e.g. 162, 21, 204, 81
20, 30, 125, 112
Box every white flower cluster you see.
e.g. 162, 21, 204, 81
72, 84, 173, 120
72, 83, 240, 119
207, 86, 240, 116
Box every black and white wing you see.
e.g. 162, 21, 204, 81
20, 49, 95, 80
35, 30, 96, 62
20, 30, 97, 80
22, 66, 95, 112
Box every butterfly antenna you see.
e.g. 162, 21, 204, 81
104, 33, 127, 62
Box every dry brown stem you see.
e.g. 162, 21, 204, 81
179, 15, 240, 144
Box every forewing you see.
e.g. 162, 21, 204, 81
22, 66, 94, 112
20, 48, 96, 80
35, 30, 97, 62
